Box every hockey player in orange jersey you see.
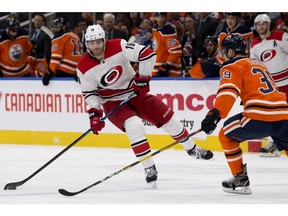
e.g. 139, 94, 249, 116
217, 13, 254, 64
151, 13, 183, 77
0, 18, 34, 77
200, 34, 288, 195
42, 17, 81, 85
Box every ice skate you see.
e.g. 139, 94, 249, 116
187, 145, 213, 160
222, 164, 252, 195
259, 141, 281, 157
145, 165, 158, 188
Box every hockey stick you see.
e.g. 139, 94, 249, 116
58, 128, 202, 196
4, 92, 134, 190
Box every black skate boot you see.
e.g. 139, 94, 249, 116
145, 165, 158, 188
222, 163, 252, 195
187, 145, 213, 160
259, 141, 281, 157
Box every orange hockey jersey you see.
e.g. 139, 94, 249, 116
152, 24, 182, 77
217, 25, 254, 64
0, 29, 33, 77
49, 32, 81, 76
214, 57, 288, 122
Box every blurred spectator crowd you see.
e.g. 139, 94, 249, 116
0, 12, 288, 82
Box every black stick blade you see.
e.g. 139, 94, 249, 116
58, 189, 78, 196
4, 182, 20, 190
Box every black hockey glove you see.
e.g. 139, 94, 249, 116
201, 108, 221, 135
42, 71, 54, 86
158, 63, 171, 77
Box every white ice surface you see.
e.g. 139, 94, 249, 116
0, 144, 287, 216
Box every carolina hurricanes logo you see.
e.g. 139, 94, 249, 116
100, 65, 123, 87
260, 49, 276, 62
9, 44, 23, 61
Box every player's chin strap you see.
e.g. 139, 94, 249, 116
4, 92, 135, 191
58, 128, 202, 197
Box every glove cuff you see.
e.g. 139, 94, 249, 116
134, 74, 151, 82
88, 108, 103, 119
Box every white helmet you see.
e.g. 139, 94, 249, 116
85, 24, 105, 43
254, 14, 271, 28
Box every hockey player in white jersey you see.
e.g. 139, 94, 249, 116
76, 24, 213, 187
250, 14, 288, 157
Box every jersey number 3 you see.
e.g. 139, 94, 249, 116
252, 68, 275, 94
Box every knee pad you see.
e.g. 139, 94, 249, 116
219, 128, 240, 151
161, 114, 184, 137
124, 116, 146, 143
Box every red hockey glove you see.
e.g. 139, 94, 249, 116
88, 108, 105, 135
132, 74, 151, 98
158, 63, 171, 77
201, 108, 221, 135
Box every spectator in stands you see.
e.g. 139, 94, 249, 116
169, 12, 186, 42
128, 18, 153, 72
273, 12, 288, 31
103, 13, 127, 40
30, 13, 53, 77
181, 14, 196, 72
74, 18, 88, 55
0, 18, 34, 77
192, 12, 219, 61
42, 17, 81, 85
114, 12, 129, 29
217, 12, 254, 64
189, 35, 221, 78
151, 12, 183, 77
96, 19, 104, 27
129, 18, 153, 48
81, 12, 94, 25
120, 24, 130, 40
128, 12, 142, 36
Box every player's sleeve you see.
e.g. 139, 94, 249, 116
164, 34, 182, 65
282, 32, 288, 54
214, 66, 243, 118
49, 38, 64, 73
121, 39, 156, 77
249, 41, 258, 60
76, 67, 101, 110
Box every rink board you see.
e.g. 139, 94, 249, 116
0, 78, 265, 152
0, 130, 260, 152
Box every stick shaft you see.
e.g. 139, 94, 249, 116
4, 93, 134, 190
58, 129, 202, 196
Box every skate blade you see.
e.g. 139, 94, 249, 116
259, 153, 281, 157
149, 181, 158, 188
223, 186, 252, 195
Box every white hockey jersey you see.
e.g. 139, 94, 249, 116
76, 38, 156, 110
250, 30, 288, 87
